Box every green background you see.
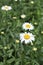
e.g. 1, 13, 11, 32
0, 0, 43, 65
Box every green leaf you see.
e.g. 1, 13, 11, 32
7, 57, 15, 64
7, 49, 14, 57
0, 62, 3, 65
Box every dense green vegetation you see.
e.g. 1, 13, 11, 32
0, 0, 43, 65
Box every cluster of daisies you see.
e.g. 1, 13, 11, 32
1, 0, 34, 11
20, 22, 35, 44
1, 5, 35, 44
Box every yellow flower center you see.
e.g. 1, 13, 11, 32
24, 34, 30, 40
26, 24, 31, 28
5, 6, 8, 10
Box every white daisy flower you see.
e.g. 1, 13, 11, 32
13, 16, 17, 19
1, 5, 12, 11
15, 40, 20, 43
30, 1, 34, 4
1, 31, 4, 34
21, 14, 26, 19
20, 32, 35, 44
22, 22, 34, 30
15, 0, 18, 1
33, 47, 37, 51
41, 31, 43, 34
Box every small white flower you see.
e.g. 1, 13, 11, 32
41, 31, 43, 34
15, 40, 20, 43
21, 14, 26, 19
30, 1, 34, 4
34, 22, 38, 25
20, 32, 35, 44
33, 47, 37, 51
1, 31, 4, 34
15, 0, 18, 1
13, 17, 17, 19
4, 46, 7, 50
1, 5, 12, 11
22, 22, 34, 30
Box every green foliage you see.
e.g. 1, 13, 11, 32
0, 0, 43, 65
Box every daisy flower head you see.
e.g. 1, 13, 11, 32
15, 0, 18, 1
1, 5, 12, 11
21, 14, 26, 19
13, 16, 17, 19
41, 31, 43, 34
33, 47, 37, 51
15, 40, 20, 43
22, 22, 34, 31
30, 1, 34, 4
1, 31, 4, 35
20, 32, 35, 44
